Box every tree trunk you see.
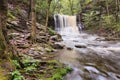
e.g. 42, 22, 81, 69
31, 0, 36, 42
69, 0, 74, 15
114, 0, 120, 22
118, 0, 120, 12
0, 0, 8, 58
45, 0, 52, 29
105, 0, 109, 16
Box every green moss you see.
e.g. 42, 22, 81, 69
11, 55, 72, 80
0, 67, 9, 80
37, 60, 72, 80
48, 28, 56, 36
8, 10, 16, 21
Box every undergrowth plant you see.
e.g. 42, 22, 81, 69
10, 70, 24, 80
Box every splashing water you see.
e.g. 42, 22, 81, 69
54, 14, 120, 80
54, 14, 79, 35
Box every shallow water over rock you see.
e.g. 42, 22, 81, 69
54, 14, 120, 80
57, 32, 120, 80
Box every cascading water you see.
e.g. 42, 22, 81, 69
54, 14, 79, 35
54, 14, 120, 80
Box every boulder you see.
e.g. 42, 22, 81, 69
36, 36, 48, 43
49, 34, 63, 42
53, 42, 65, 49
50, 35, 58, 41
75, 45, 87, 48
39, 31, 47, 36
66, 47, 73, 50
17, 43, 29, 49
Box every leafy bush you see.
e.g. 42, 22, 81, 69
12, 60, 21, 69
10, 70, 24, 80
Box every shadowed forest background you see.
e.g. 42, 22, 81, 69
0, 0, 120, 80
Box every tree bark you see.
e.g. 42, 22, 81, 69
31, 0, 36, 42
69, 0, 74, 15
0, 0, 8, 58
45, 0, 52, 29
118, 0, 120, 11
105, 0, 109, 16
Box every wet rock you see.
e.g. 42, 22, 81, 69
9, 33, 20, 36
39, 31, 47, 36
8, 33, 20, 39
53, 42, 65, 49
11, 21, 19, 25
26, 33, 31, 39
37, 23, 46, 31
35, 47, 44, 52
39, 52, 44, 55
84, 66, 100, 74
20, 35, 25, 38
57, 34, 63, 41
33, 51, 39, 55
67, 47, 73, 50
36, 36, 48, 43
50, 35, 58, 41
17, 43, 29, 49
29, 48, 41, 55
29, 48, 34, 54
45, 48, 53, 52
50, 34, 62, 42
75, 45, 87, 48
41, 57, 47, 60
73, 40, 79, 42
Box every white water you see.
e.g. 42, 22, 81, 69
54, 14, 120, 80
54, 14, 79, 35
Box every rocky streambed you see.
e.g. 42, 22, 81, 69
56, 32, 120, 80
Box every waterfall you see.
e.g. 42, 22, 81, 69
54, 14, 79, 35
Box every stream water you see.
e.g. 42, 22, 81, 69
54, 14, 120, 80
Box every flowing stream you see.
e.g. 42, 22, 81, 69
54, 14, 120, 80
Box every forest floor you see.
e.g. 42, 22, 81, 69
8, 23, 72, 80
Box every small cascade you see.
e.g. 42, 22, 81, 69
54, 14, 79, 35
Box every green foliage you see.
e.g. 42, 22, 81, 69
24, 65, 36, 72
24, 62, 38, 72
48, 27, 56, 35
81, 0, 120, 34
10, 70, 24, 80
58, 0, 81, 15
47, 66, 72, 80
8, 34, 18, 39
21, 55, 39, 72
114, 23, 120, 31
51, 67, 72, 80
12, 60, 21, 69
83, 11, 98, 29
86, 0, 92, 4
52, 74, 63, 80
11, 54, 72, 80
11, 55, 39, 79
102, 15, 115, 25
36, 0, 81, 22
